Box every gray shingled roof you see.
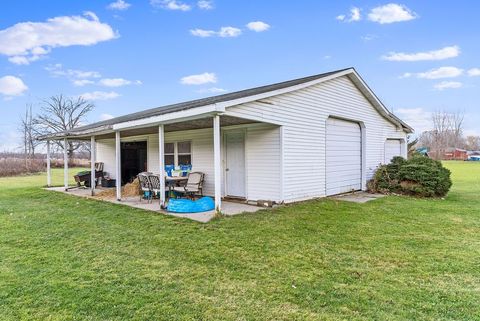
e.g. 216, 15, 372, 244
39, 67, 412, 139
54, 68, 351, 136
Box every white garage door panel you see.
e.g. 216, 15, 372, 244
326, 118, 362, 196
385, 139, 402, 163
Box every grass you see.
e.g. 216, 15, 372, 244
0, 163, 479, 320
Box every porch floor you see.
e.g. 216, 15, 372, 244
46, 186, 264, 223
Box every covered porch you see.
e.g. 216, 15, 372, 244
43, 110, 282, 215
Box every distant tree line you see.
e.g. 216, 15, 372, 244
417, 110, 480, 159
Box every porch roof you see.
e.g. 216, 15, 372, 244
70, 115, 261, 140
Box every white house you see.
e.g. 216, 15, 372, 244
40, 68, 413, 211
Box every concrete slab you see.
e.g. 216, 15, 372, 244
45, 187, 263, 223
330, 191, 385, 203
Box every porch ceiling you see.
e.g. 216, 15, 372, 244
81, 115, 260, 140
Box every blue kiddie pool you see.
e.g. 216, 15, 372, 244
167, 197, 215, 213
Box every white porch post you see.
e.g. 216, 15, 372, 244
213, 115, 222, 212
115, 131, 122, 201
158, 124, 166, 208
63, 138, 68, 191
90, 136, 96, 196
46, 140, 51, 187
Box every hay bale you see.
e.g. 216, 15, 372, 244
94, 178, 141, 199
124, 178, 141, 197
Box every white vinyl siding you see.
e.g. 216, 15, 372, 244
245, 125, 281, 201
96, 139, 116, 178
326, 118, 362, 195
385, 139, 402, 163
226, 75, 407, 202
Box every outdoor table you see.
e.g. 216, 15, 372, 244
165, 176, 188, 198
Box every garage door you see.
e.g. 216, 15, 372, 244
326, 118, 362, 196
385, 139, 402, 163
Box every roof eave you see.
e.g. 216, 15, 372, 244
346, 70, 414, 134
37, 125, 114, 141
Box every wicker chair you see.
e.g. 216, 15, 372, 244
173, 172, 205, 199
137, 173, 152, 202
147, 174, 162, 206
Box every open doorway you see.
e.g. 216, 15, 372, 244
121, 141, 147, 184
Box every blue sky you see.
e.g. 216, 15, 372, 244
1, 0, 479, 150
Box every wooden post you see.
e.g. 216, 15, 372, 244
158, 125, 166, 208
46, 140, 51, 187
213, 115, 222, 212
63, 137, 68, 191
115, 131, 122, 201
90, 136, 96, 196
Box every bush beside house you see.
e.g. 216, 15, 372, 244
368, 155, 452, 197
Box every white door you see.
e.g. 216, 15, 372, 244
385, 139, 402, 163
326, 118, 362, 196
225, 131, 246, 198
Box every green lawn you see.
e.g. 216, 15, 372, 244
0, 163, 479, 320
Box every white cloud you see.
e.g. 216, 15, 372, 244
107, 0, 131, 10
434, 81, 463, 91
99, 78, 142, 87
73, 79, 95, 87
337, 7, 361, 22
196, 87, 227, 94
218, 27, 242, 38
368, 3, 417, 24
190, 26, 242, 38
190, 29, 217, 37
80, 91, 120, 100
395, 108, 432, 133
361, 34, 377, 41
0, 76, 28, 97
468, 68, 480, 77
181, 72, 217, 85
402, 67, 464, 79
46, 64, 102, 87
150, 0, 191, 11
99, 113, 115, 121
46, 64, 141, 88
197, 0, 213, 10
8, 55, 44, 65
246, 21, 270, 32
382, 45, 460, 62
350, 7, 361, 21
0, 12, 117, 65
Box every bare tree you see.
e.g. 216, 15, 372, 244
419, 110, 466, 159
448, 111, 465, 148
34, 95, 94, 159
407, 135, 418, 158
19, 104, 40, 163
465, 136, 480, 151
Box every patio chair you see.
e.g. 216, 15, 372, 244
173, 172, 205, 199
137, 173, 152, 202
147, 174, 162, 206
